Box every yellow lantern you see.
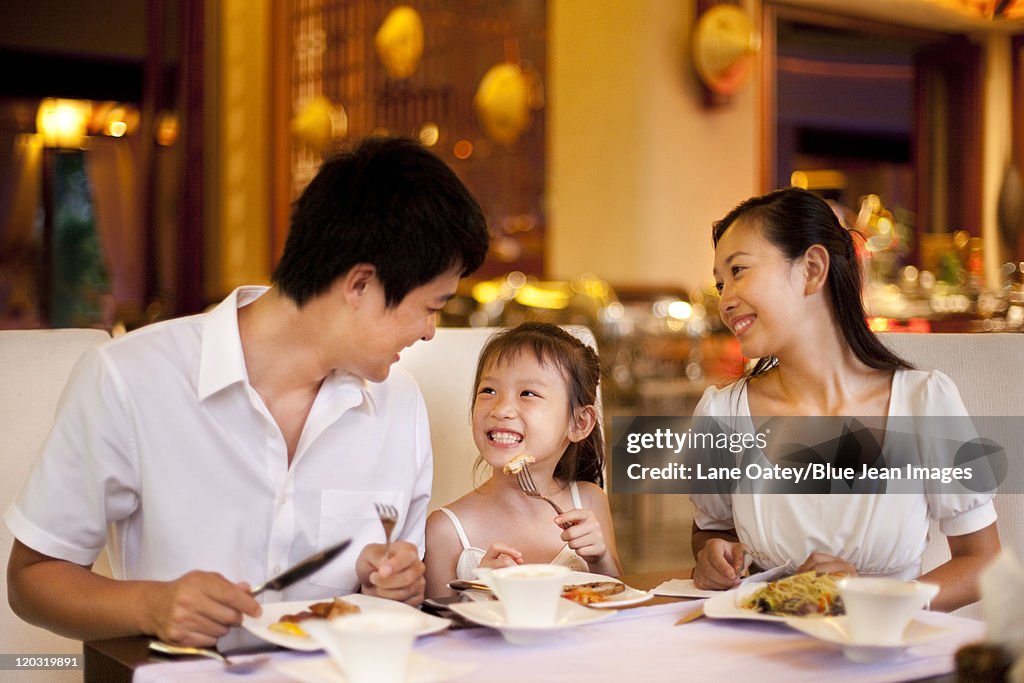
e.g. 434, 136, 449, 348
474, 63, 531, 146
375, 5, 424, 79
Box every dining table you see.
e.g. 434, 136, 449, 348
82, 569, 979, 683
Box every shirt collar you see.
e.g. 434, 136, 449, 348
197, 286, 268, 401
197, 286, 377, 415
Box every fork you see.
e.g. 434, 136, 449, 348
148, 641, 270, 674
374, 502, 398, 558
515, 463, 564, 515
514, 463, 574, 530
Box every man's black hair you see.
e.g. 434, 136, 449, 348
272, 136, 490, 307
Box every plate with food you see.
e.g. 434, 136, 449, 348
560, 571, 653, 608
242, 594, 451, 651
703, 571, 845, 622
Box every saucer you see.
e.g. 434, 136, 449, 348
275, 652, 474, 683
449, 597, 615, 644
783, 616, 957, 663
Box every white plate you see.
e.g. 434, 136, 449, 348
275, 652, 474, 683
655, 565, 793, 599
561, 571, 654, 608
450, 596, 615, 644
703, 582, 788, 622
784, 616, 957, 663
243, 594, 450, 651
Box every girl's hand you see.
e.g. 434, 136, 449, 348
797, 552, 857, 577
693, 539, 749, 590
479, 542, 523, 569
555, 509, 608, 564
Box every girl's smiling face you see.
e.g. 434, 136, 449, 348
472, 352, 576, 473
713, 218, 809, 360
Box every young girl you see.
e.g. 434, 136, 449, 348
424, 322, 621, 598
690, 187, 999, 611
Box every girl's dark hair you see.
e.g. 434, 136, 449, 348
712, 187, 912, 377
473, 322, 605, 487
273, 136, 489, 308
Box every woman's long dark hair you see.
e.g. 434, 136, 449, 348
473, 322, 605, 487
712, 187, 912, 378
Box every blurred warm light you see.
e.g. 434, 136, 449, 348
36, 99, 91, 149
868, 317, 891, 332
375, 5, 424, 79
602, 301, 625, 321
292, 96, 347, 152
515, 282, 570, 310
471, 280, 501, 304
155, 111, 179, 147
418, 123, 439, 146
505, 271, 527, 289
453, 139, 473, 159
474, 63, 532, 145
102, 105, 137, 137
667, 300, 693, 320
791, 169, 847, 191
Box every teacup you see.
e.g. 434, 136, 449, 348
303, 612, 422, 683
838, 577, 940, 645
475, 564, 571, 627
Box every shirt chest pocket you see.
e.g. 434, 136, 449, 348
312, 489, 406, 590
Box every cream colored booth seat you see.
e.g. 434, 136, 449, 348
0, 324, 594, 666
0, 328, 111, 682
879, 332, 1024, 618
397, 325, 599, 510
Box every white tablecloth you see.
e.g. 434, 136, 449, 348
133, 601, 984, 683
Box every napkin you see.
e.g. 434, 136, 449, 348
654, 565, 791, 598
979, 549, 1024, 681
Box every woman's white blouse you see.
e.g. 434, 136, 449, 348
689, 369, 996, 579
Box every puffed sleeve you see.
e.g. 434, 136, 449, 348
3, 346, 140, 565
689, 384, 737, 531
910, 370, 997, 537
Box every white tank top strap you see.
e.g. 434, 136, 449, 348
569, 480, 582, 509
438, 507, 472, 550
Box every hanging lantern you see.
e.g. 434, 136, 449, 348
291, 96, 348, 153
474, 63, 531, 146
375, 5, 424, 79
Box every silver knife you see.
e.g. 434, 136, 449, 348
250, 539, 352, 596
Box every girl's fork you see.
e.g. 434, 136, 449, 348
374, 502, 398, 558
514, 464, 564, 515
515, 464, 573, 529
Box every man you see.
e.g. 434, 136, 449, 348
5, 136, 489, 646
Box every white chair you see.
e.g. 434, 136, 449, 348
880, 332, 1024, 618
0, 328, 110, 681
397, 325, 599, 510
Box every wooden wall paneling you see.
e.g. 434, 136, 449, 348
179, 0, 205, 314
270, 0, 292, 264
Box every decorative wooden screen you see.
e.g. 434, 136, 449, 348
286, 0, 547, 277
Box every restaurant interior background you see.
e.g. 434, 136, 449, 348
0, 0, 1022, 570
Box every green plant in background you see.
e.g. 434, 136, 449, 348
51, 151, 110, 328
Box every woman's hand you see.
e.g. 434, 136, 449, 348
556, 509, 609, 566
479, 542, 523, 569
796, 552, 857, 576
693, 538, 749, 590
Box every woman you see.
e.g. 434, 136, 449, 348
690, 187, 999, 611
